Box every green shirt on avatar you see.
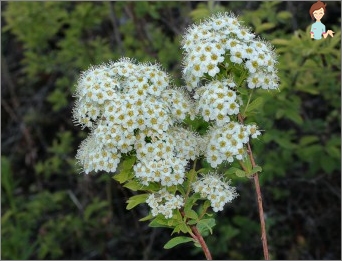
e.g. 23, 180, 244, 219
311, 21, 326, 40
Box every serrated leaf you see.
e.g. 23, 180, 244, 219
126, 194, 148, 210
163, 236, 194, 249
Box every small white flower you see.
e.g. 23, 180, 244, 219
146, 188, 184, 219
192, 173, 238, 212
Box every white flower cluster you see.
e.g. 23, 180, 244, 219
133, 127, 202, 187
161, 88, 196, 122
134, 129, 187, 187
73, 57, 174, 129
169, 126, 201, 160
205, 122, 261, 168
194, 79, 241, 126
76, 134, 121, 174
73, 12, 280, 218
73, 58, 195, 174
181, 12, 279, 90
192, 173, 238, 212
146, 188, 184, 218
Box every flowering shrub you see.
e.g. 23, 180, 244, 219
72, 12, 278, 259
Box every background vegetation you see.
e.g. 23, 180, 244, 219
1, 1, 340, 259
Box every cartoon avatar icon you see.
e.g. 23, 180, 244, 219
309, 0, 335, 40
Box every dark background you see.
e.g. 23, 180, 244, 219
1, 1, 341, 259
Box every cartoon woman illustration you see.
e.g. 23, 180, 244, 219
309, 0, 334, 40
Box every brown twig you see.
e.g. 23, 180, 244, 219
238, 113, 270, 260
181, 211, 212, 260
252, 170, 269, 260
191, 226, 212, 260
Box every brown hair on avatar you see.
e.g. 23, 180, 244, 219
309, 0, 327, 20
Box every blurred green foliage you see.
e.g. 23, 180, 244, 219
1, 1, 340, 260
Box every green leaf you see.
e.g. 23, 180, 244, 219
126, 194, 148, 210
276, 11, 292, 20
139, 213, 154, 222
84, 199, 109, 221
187, 220, 198, 225
113, 156, 136, 183
47, 88, 68, 111
121, 156, 136, 170
123, 180, 144, 191
186, 169, 197, 181
194, 241, 201, 248
197, 218, 216, 235
271, 38, 291, 46
320, 155, 337, 174
325, 145, 340, 159
186, 192, 202, 206
179, 222, 191, 234
299, 136, 319, 146
285, 109, 303, 125
274, 136, 297, 149
163, 236, 194, 249
256, 22, 275, 33
245, 97, 264, 114
240, 154, 253, 174
189, 3, 210, 22
235, 169, 246, 178
113, 169, 132, 184
184, 207, 198, 221
149, 215, 171, 228
247, 166, 262, 177
225, 167, 240, 175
